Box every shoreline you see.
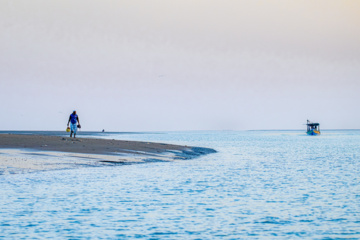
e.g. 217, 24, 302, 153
0, 134, 216, 174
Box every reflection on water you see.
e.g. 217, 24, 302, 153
1, 130, 360, 239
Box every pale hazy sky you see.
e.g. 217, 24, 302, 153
1, 0, 359, 131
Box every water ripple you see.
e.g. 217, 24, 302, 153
1, 130, 360, 239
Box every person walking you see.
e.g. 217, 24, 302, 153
67, 110, 81, 138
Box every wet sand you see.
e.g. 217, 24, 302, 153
0, 134, 216, 174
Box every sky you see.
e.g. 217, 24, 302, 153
1, 0, 359, 131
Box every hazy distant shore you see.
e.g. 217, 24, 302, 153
0, 134, 216, 174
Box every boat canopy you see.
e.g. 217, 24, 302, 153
307, 123, 319, 127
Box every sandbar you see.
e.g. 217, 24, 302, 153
0, 134, 216, 174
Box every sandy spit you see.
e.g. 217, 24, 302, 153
0, 134, 216, 174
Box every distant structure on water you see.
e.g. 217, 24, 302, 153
306, 120, 320, 135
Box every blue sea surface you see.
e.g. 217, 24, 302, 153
1, 130, 360, 239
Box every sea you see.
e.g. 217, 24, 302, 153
1, 130, 360, 239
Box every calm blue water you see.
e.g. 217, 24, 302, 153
1, 130, 360, 239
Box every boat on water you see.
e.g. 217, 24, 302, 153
306, 120, 320, 135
